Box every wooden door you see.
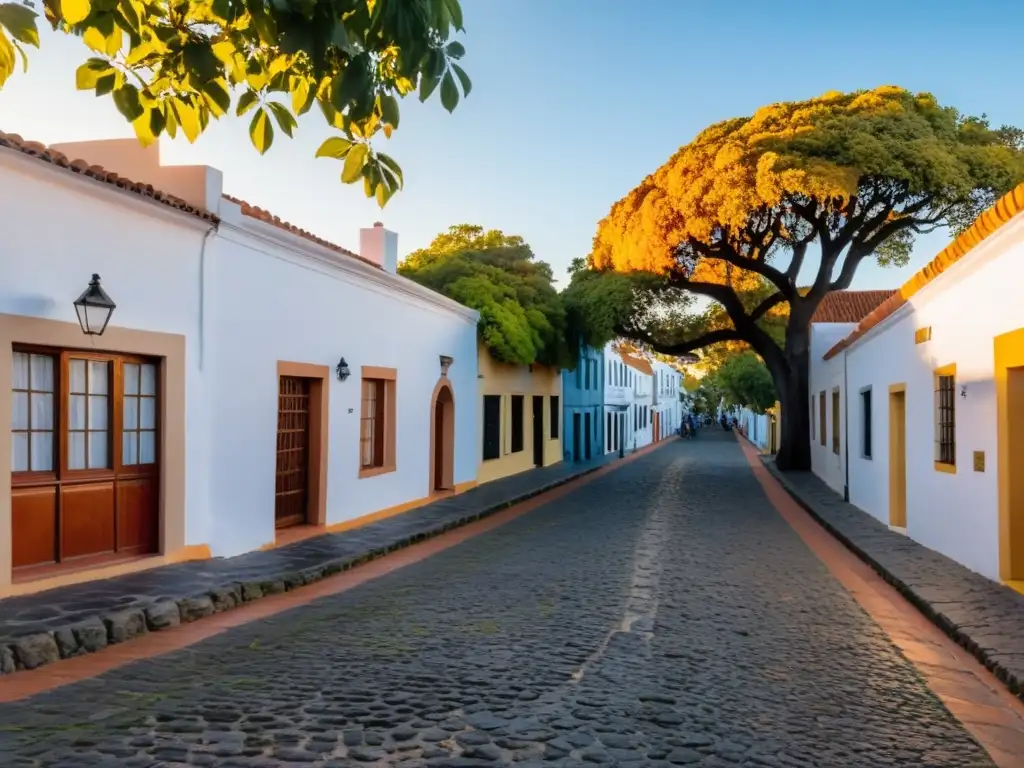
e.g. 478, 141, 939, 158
434, 397, 444, 489
11, 348, 159, 575
572, 413, 581, 462
889, 389, 907, 528
584, 412, 592, 460
653, 412, 660, 441
275, 376, 310, 529
532, 396, 544, 467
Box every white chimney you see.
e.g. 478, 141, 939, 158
360, 221, 398, 273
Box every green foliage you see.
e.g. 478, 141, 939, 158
706, 351, 777, 413
400, 225, 572, 368
561, 266, 696, 355
0, 0, 472, 207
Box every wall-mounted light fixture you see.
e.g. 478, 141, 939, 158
336, 358, 351, 382
961, 385, 968, 399
73, 274, 116, 336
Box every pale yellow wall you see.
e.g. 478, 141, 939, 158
477, 343, 563, 484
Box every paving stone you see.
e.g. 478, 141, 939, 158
177, 595, 215, 622
0, 437, 994, 766
11, 632, 59, 669
53, 627, 79, 658
0, 644, 15, 674
144, 600, 181, 630
72, 617, 109, 652
104, 610, 147, 644
765, 459, 1024, 701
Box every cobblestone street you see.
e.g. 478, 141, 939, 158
0, 435, 995, 766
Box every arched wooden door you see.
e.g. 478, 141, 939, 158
430, 381, 455, 492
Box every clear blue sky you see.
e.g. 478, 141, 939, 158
1, 0, 1021, 289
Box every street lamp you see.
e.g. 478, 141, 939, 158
73, 274, 116, 336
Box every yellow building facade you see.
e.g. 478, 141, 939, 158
477, 343, 563, 484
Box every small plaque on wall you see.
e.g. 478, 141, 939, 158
915, 327, 932, 344
974, 451, 985, 472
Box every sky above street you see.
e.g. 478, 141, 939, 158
1, 0, 1022, 288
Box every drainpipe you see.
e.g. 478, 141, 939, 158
843, 347, 850, 502
198, 224, 218, 370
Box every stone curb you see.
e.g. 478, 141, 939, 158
759, 455, 1024, 703
0, 446, 663, 677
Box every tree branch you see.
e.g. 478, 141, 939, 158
690, 239, 794, 298
640, 328, 743, 356
750, 291, 786, 323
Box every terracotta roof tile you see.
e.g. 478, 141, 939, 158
223, 194, 380, 270
0, 130, 217, 223
811, 290, 897, 323
621, 352, 653, 376
824, 182, 1024, 360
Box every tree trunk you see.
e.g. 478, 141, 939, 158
773, 325, 811, 471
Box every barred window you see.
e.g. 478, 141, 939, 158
936, 371, 956, 466
360, 379, 386, 468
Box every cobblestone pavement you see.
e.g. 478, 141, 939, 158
0, 434, 992, 767
764, 462, 1024, 700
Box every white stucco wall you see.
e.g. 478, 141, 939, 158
823, 213, 1024, 581
205, 202, 480, 557
808, 323, 856, 496
0, 150, 214, 546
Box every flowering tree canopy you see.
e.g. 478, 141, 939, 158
585, 86, 1024, 469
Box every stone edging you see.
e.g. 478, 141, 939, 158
760, 457, 1024, 702
0, 446, 667, 678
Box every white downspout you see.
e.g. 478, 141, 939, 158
198, 224, 217, 370
843, 348, 850, 502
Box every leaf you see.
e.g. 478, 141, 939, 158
267, 102, 295, 138
235, 89, 258, 116
341, 142, 368, 183
249, 107, 274, 154
0, 28, 14, 88
419, 72, 440, 103
131, 107, 156, 146
444, 0, 463, 30
94, 70, 116, 95
377, 152, 403, 188
183, 41, 220, 83
375, 172, 395, 207
379, 92, 399, 129
172, 98, 201, 142
61, 0, 90, 24
445, 40, 464, 59
291, 77, 314, 115
202, 78, 231, 117
314, 136, 352, 159
452, 63, 471, 97
439, 69, 458, 112
249, 7, 276, 45
0, 3, 39, 46
75, 57, 111, 89
112, 83, 144, 121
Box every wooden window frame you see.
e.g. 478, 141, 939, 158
819, 391, 827, 447
12, 347, 160, 487
510, 394, 524, 454
832, 388, 841, 455
11, 348, 57, 484
860, 387, 873, 460
482, 394, 502, 461
549, 395, 559, 439
935, 363, 957, 473
358, 366, 397, 479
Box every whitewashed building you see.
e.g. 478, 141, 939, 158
808, 183, 1024, 583
603, 343, 630, 455
651, 360, 682, 440
0, 134, 480, 595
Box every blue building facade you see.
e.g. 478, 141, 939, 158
561, 344, 605, 463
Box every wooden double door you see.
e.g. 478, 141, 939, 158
11, 347, 160, 574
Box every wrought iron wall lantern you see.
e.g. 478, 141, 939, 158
73, 274, 116, 336
961, 385, 968, 399
336, 358, 351, 382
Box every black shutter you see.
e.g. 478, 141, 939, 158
482, 395, 501, 460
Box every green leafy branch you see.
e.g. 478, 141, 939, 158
1, 0, 472, 207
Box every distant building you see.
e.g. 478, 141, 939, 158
477, 344, 562, 485
561, 344, 604, 463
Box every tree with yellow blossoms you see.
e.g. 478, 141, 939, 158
583, 87, 1024, 470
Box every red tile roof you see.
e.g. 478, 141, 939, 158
811, 290, 897, 324
621, 352, 653, 376
223, 194, 380, 270
824, 182, 1024, 360
0, 130, 217, 222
